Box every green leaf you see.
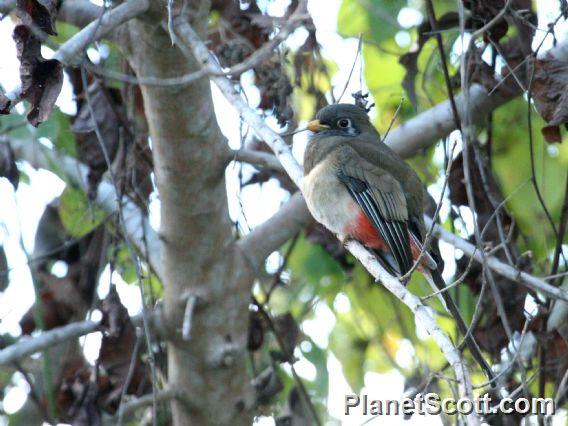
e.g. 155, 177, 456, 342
338, 0, 402, 44
287, 234, 345, 303
492, 98, 567, 260
115, 245, 138, 284
18, 170, 30, 186
302, 340, 329, 398
329, 312, 367, 391
53, 22, 79, 44
35, 107, 76, 157
58, 186, 105, 237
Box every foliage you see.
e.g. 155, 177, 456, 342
0, 0, 567, 424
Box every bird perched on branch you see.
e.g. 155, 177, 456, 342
303, 103, 494, 382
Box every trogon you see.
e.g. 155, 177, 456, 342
303, 103, 494, 382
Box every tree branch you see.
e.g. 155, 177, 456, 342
229, 148, 284, 173
0, 320, 98, 366
383, 39, 568, 158
346, 241, 475, 408
55, 0, 102, 29
236, 192, 311, 271
175, 19, 480, 425
116, 387, 191, 419
0, 0, 101, 28
426, 217, 568, 302
52, 0, 149, 65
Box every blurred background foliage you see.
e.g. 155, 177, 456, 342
1, 0, 568, 424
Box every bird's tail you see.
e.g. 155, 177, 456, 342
426, 268, 496, 385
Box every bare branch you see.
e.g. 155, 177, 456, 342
0, 0, 15, 13
426, 217, 568, 302
53, 0, 149, 65
0, 0, 100, 27
117, 387, 190, 420
229, 148, 284, 173
0, 320, 99, 366
237, 192, 311, 270
383, 39, 568, 158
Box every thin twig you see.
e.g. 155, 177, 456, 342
117, 334, 142, 426
381, 97, 404, 143
336, 32, 363, 103
80, 67, 158, 426
253, 296, 322, 426
400, 140, 457, 281
0, 320, 99, 365
167, 0, 177, 46
116, 387, 187, 420
425, 0, 461, 130
427, 217, 568, 302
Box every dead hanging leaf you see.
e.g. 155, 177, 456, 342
55, 356, 102, 426
211, 0, 269, 52
256, 58, 294, 126
253, 367, 284, 405
530, 314, 568, 384
16, 0, 58, 36
532, 56, 568, 143
98, 286, 147, 413
13, 25, 63, 127
72, 81, 121, 199
210, 0, 297, 126
20, 271, 85, 334
270, 313, 300, 363
293, 30, 319, 86
464, 0, 510, 42
0, 142, 19, 190
114, 135, 154, 210
247, 308, 265, 352
293, 30, 328, 112
399, 12, 460, 107
448, 144, 527, 356
0, 92, 11, 114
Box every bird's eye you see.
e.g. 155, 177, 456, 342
337, 118, 351, 128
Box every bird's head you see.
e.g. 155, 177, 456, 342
307, 103, 377, 139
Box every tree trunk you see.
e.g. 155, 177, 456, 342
121, 4, 255, 424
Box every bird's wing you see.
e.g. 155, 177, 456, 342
336, 146, 413, 275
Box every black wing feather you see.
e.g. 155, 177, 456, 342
338, 172, 413, 275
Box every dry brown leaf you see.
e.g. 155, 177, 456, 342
13, 24, 63, 126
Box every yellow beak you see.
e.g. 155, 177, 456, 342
307, 119, 330, 133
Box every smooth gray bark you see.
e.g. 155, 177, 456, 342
119, 3, 255, 424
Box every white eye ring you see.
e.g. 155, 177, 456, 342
337, 118, 351, 128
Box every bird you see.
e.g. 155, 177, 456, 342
302, 103, 495, 382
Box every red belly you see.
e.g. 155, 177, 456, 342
344, 210, 389, 251
344, 210, 427, 271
